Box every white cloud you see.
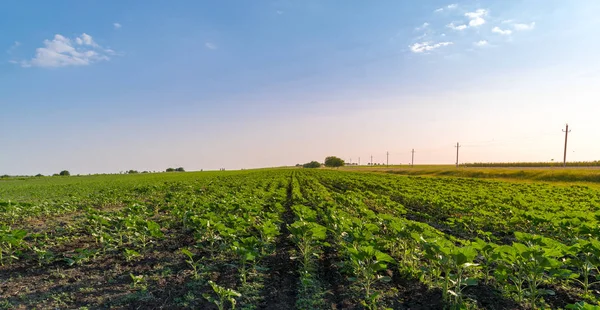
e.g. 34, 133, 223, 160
465, 9, 488, 27
415, 22, 429, 31
6, 41, 20, 54
205, 42, 217, 50
514, 22, 535, 31
447, 22, 467, 31
492, 26, 512, 35
21, 33, 112, 68
474, 40, 488, 47
113, 23, 122, 29
74, 33, 98, 47
409, 41, 453, 53
501, 19, 514, 24
434, 3, 457, 12
276, 10, 283, 15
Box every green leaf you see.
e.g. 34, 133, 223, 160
465, 278, 478, 286
180, 248, 194, 259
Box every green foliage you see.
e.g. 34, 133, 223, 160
130, 273, 147, 290
324, 156, 345, 168
59, 170, 70, 176
0, 227, 28, 265
123, 248, 141, 262
346, 245, 394, 310
203, 280, 241, 310
2, 168, 600, 309
181, 248, 202, 280
302, 161, 321, 168
166, 168, 175, 172
567, 302, 600, 310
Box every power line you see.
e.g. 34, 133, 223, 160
562, 124, 571, 167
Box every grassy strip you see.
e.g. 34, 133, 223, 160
341, 165, 600, 184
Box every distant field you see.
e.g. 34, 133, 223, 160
1, 169, 599, 309
341, 165, 600, 184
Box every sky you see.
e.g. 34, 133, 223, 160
2, 1, 600, 175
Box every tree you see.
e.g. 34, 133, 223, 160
35, 173, 44, 177
59, 170, 70, 176
128, 170, 139, 174
324, 156, 345, 168
175, 167, 185, 172
166, 168, 175, 172
303, 161, 321, 168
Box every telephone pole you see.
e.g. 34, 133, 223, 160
562, 124, 571, 167
370, 155, 373, 166
358, 157, 360, 166
386, 151, 389, 167
411, 149, 415, 166
455, 142, 461, 168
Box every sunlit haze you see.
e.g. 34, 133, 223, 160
2, 1, 600, 175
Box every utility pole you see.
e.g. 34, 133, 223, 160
370, 155, 373, 166
358, 157, 360, 166
411, 149, 415, 167
455, 142, 461, 168
386, 151, 389, 167
562, 124, 571, 167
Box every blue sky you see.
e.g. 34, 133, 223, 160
2, 1, 600, 174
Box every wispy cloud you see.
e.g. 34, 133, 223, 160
276, 10, 283, 15
501, 19, 514, 24
415, 22, 429, 31
435, 3, 458, 13
492, 26, 512, 35
465, 9, 488, 27
514, 22, 535, 31
205, 42, 217, 50
6, 41, 20, 54
447, 22, 467, 31
20, 33, 113, 68
113, 23, 122, 29
474, 40, 489, 47
409, 41, 453, 53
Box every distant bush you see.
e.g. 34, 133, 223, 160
175, 167, 185, 172
166, 168, 175, 172
128, 170, 139, 174
59, 170, 70, 176
35, 173, 44, 177
324, 156, 345, 168
303, 161, 321, 168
